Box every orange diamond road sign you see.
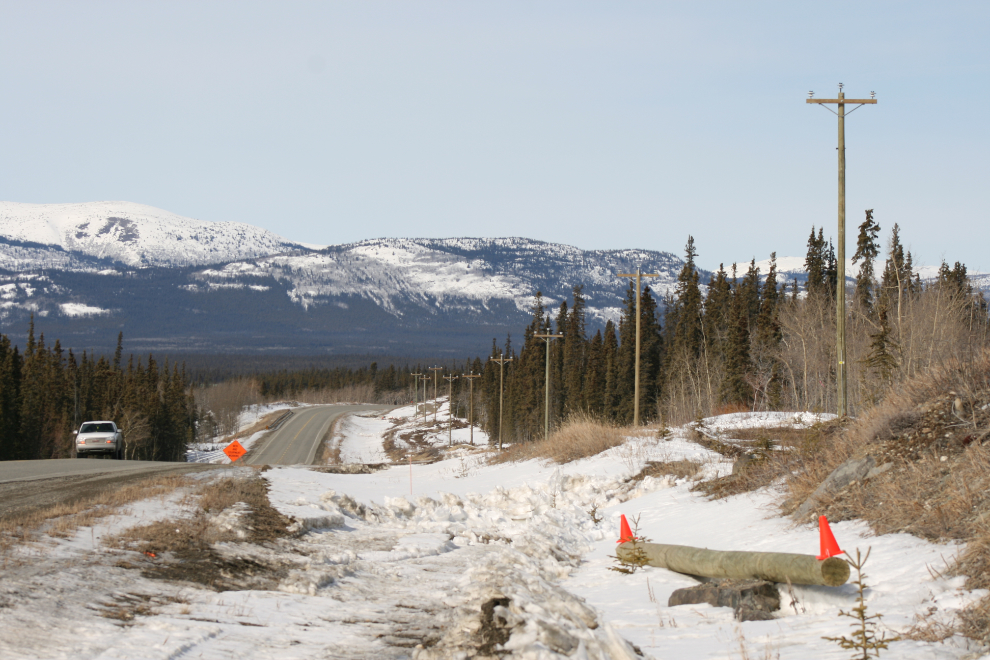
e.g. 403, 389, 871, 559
223, 440, 247, 462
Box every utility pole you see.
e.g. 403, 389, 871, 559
807, 84, 877, 418
444, 374, 458, 446
534, 333, 563, 438
491, 353, 513, 450
410, 372, 423, 418
419, 375, 430, 420
461, 372, 481, 445
428, 366, 443, 423
617, 267, 660, 427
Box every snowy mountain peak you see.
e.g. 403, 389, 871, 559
0, 201, 302, 267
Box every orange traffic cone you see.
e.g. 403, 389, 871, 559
617, 514, 635, 544
817, 515, 844, 560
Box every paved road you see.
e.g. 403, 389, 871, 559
243, 404, 390, 466
0, 458, 217, 485
0, 460, 221, 520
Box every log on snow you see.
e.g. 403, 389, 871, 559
617, 542, 849, 587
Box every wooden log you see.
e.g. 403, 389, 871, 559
617, 542, 849, 587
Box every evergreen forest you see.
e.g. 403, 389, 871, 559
3, 216, 987, 460
0, 323, 196, 461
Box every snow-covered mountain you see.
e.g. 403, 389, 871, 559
0, 201, 303, 267
0, 209, 693, 355
191, 237, 687, 326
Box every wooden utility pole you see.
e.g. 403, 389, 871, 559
419, 375, 430, 420
444, 374, 458, 446
807, 84, 877, 417
534, 333, 563, 438
461, 372, 481, 445
491, 354, 513, 450
428, 366, 443, 423
410, 372, 423, 418
617, 267, 660, 426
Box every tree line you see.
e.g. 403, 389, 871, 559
474, 216, 989, 442
0, 322, 196, 461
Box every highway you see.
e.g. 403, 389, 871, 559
243, 404, 389, 466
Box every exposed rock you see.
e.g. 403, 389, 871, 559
731, 453, 756, 476
794, 455, 875, 519
865, 462, 894, 480
668, 579, 780, 621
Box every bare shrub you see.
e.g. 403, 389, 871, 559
194, 378, 263, 439
491, 413, 627, 464
287, 383, 377, 405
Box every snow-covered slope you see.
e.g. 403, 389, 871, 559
193, 237, 690, 324
0, 201, 302, 267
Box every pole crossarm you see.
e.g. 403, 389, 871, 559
806, 99, 876, 104
806, 86, 877, 418
617, 267, 661, 426
533, 334, 563, 439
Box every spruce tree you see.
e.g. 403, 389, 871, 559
563, 285, 588, 413
667, 236, 704, 360
703, 264, 732, 353
602, 320, 620, 421
852, 209, 881, 313
719, 285, 754, 408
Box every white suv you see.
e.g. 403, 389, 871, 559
75, 421, 125, 459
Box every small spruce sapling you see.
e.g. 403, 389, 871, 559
823, 548, 899, 658
609, 514, 652, 574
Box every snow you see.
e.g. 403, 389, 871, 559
190, 236, 687, 321
59, 301, 109, 317
3, 408, 989, 659
0, 200, 302, 267
185, 401, 313, 464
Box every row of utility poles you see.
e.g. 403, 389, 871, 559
409, 365, 484, 448
410, 83, 872, 446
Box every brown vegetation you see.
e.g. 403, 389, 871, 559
111, 474, 294, 591
0, 473, 191, 554
490, 413, 626, 464
760, 350, 990, 643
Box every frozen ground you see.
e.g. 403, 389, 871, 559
332, 400, 491, 464
2, 410, 988, 659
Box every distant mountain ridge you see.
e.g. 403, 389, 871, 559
0, 201, 303, 267
0, 202, 695, 356
1, 200, 984, 357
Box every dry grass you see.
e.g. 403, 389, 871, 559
630, 459, 702, 483
774, 348, 990, 643
111, 475, 295, 591
115, 474, 291, 552
489, 413, 627, 464
0, 474, 191, 553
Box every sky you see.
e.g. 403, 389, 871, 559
1, 1, 987, 271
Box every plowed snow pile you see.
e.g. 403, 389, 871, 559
1, 410, 987, 659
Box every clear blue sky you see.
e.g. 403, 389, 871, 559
1, 2, 986, 271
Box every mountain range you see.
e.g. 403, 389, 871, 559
1, 201, 984, 359
0, 202, 694, 357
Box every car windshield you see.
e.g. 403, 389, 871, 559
80, 423, 115, 434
